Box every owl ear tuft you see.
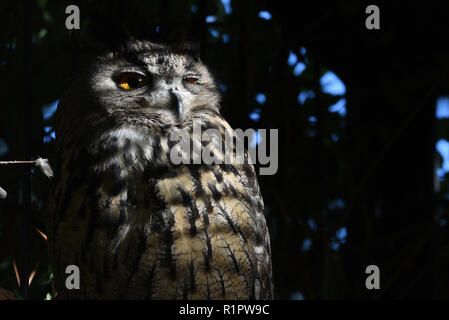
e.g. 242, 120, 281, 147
67, 12, 135, 77
172, 40, 202, 60
65, 5, 132, 55
79, 12, 132, 54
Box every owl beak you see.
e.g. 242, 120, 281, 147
170, 90, 183, 121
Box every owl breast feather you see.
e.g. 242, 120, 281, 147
50, 116, 273, 299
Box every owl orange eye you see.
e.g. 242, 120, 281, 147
117, 72, 149, 90
184, 75, 200, 84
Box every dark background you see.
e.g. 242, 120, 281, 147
1, 0, 449, 299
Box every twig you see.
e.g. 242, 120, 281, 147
0, 157, 53, 200
0, 160, 36, 165
0, 158, 53, 178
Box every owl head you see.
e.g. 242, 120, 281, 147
59, 39, 221, 135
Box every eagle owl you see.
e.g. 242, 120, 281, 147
47, 39, 273, 299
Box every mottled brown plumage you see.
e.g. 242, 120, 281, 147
47, 39, 273, 299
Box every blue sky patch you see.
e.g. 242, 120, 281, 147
320, 71, 346, 95
258, 11, 272, 20
42, 100, 59, 120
